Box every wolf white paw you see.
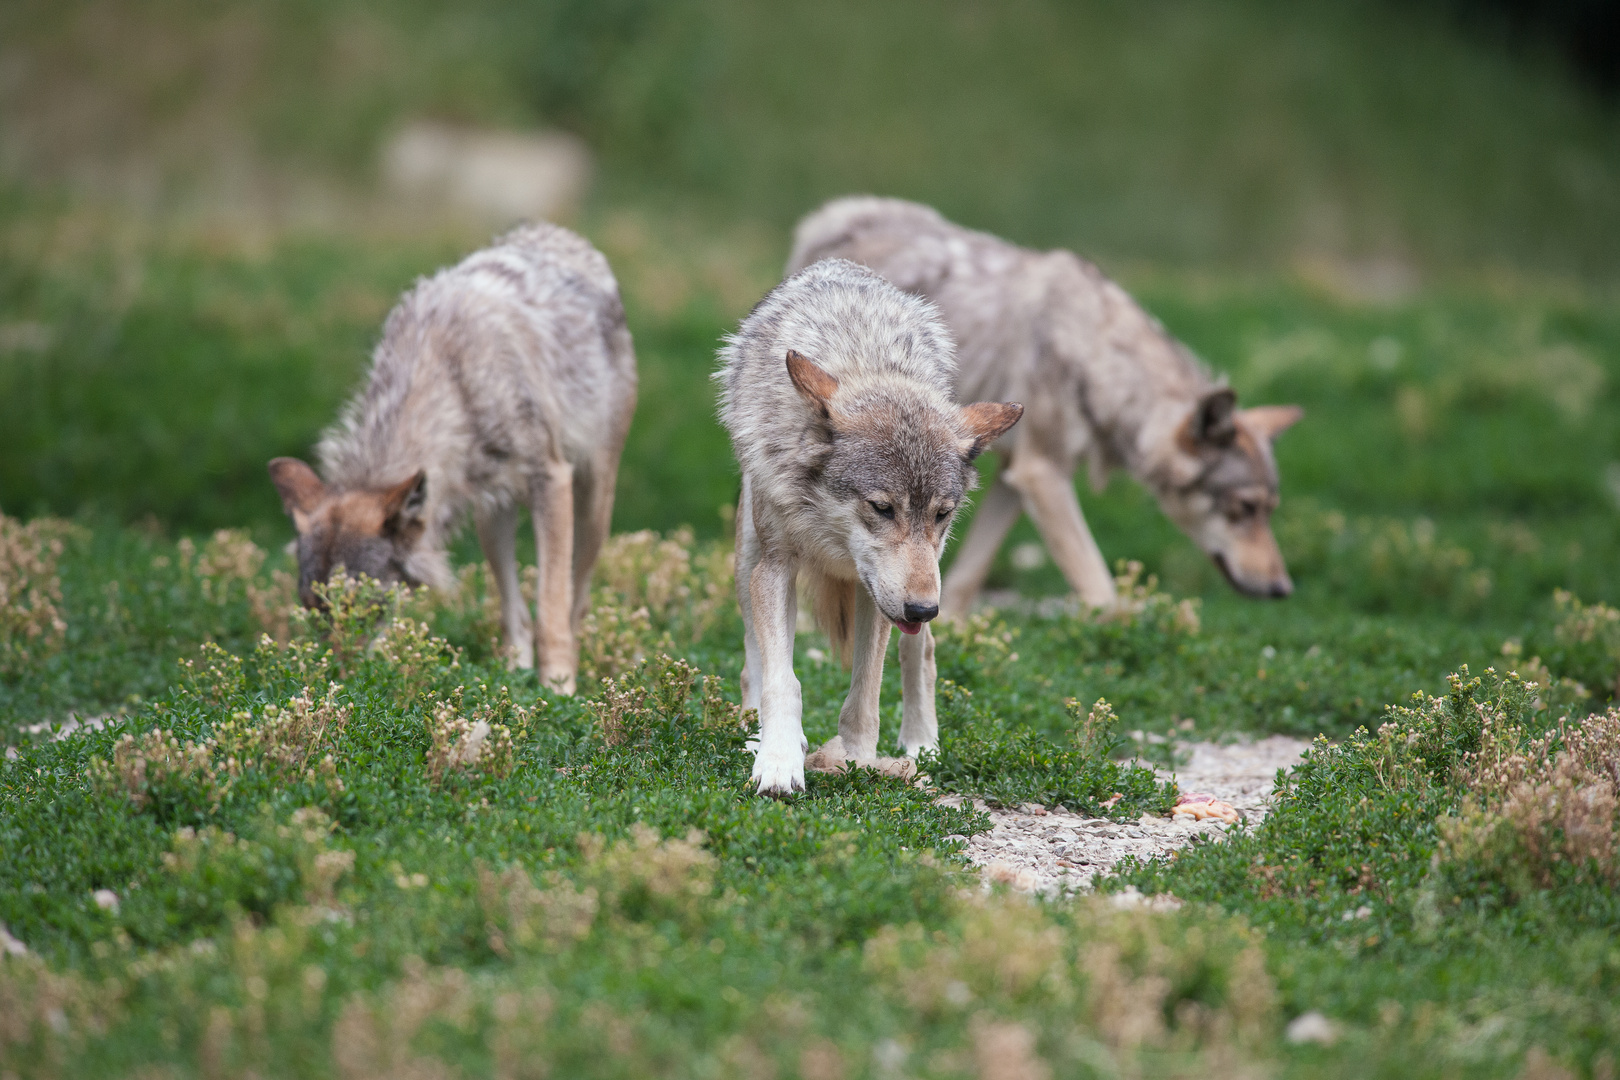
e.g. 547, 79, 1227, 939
751, 742, 806, 796
900, 739, 937, 760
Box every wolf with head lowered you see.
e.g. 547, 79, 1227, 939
789, 197, 1303, 614
718, 258, 1023, 795
268, 223, 636, 694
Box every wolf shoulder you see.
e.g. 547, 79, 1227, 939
393, 225, 631, 400
718, 257, 954, 390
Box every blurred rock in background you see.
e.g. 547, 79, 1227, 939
382, 123, 591, 225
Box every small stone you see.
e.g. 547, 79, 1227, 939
92, 889, 119, 912
1285, 1011, 1339, 1045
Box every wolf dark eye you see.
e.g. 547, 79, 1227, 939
935, 506, 954, 523
868, 500, 895, 519
1228, 498, 1261, 522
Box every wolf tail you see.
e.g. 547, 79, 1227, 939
804, 569, 857, 667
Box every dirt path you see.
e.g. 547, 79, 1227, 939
936, 735, 1311, 896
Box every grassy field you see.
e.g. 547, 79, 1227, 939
4, 226, 1620, 1073
6, 0, 1620, 1075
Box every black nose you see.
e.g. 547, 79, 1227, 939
1270, 579, 1294, 598
903, 601, 939, 623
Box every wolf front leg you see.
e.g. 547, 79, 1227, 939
531, 459, 578, 695
941, 473, 1023, 618
747, 550, 806, 795
838, 586, 892, 760
1002, 454, 1117, 609
897, 624, 938, 756
734, 474, 764, 713
474, 501, 534, 670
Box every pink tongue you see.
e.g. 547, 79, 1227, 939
896, 620, 922, 635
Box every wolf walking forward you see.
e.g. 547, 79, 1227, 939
268, 223, 636, 694
788, 197, 1302, 614
718, 259, 1023, 795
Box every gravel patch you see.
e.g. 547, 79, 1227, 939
7, 712, 114, 759
938, 735, 1311, 896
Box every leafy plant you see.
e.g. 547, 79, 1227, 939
922, 682, 1171, 816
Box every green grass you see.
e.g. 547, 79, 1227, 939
4, 520, 1619, 1076
6, 204, 1620, 1077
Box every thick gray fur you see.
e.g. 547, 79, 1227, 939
304, 222, 636, 691
787, 197, 1300, 608
717, 258, 1022, 795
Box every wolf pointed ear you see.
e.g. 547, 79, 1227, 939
267, 457, 326, 531
381, 470, 428, 541
785, 349, 839, 419
1240, 404, 1303, 441
958, 401, 1024, 460
1187, 388, 1238, 448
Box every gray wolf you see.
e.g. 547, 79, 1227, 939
717, 258, 1023, 794
268, 223, 636, 694
788, 197, 1302, 613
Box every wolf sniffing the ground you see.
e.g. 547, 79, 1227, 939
717, 258, 1023, 795
788, 197, 1302, 614
267, 223, 636, 694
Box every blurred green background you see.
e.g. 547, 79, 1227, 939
3, 0, 1620, 619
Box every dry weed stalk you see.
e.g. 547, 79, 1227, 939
371, 615, 460, 705
586, 655, 718, 747
476, 863, 599, 957
331, 959, 476, 1080
932, 610, 1021, 679
701, 673, 750, 731
587, 673, 652, 748
572, 528, 736, 682
593, 527, 732, 633
178, 640, 247, 705
215, 683, 351, 791
579, 823, 716, 928
970, 1015, 1052, 1080
1102, 560, 1201, 634
0, 513, 78, 673
578, 601, 656, 684
1552, 588, 1620, 648
88, 727, 220, 807
185, 528, 299, 642
1551, 588, 1620, 696
1068, 697, 1121, 760
0, 944, 124, 1063
863, 894, 1276, 1064
1441, 707, 1620, 890
424, 687, 518, 783
91, 684, 352, 807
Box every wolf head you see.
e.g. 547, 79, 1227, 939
1153, 389, 1303, 598
266, 457, 430, 608
785, 350, 1023, 634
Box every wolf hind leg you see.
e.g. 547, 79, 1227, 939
474, 501, 534, 670
568, 451, 618, 639
531, 460, 577, 695
1002, 454, 1116, 609
898, 624, 938, 756
836, 584, 891, 760
941, 472, 1023, 618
